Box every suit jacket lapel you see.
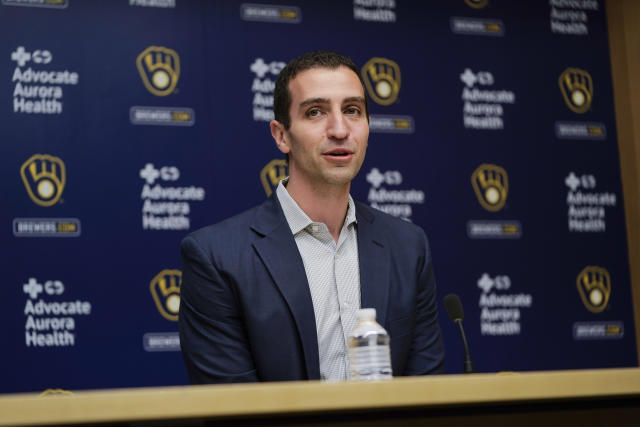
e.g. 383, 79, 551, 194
250, 195, 320, 379
356, 203, 391, 328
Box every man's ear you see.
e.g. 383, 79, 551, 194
270, 120, 290, 154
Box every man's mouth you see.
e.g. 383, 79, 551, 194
324, 149, 353, 157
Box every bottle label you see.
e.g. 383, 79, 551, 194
348, 345, 392, 379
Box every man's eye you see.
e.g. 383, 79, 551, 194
345, 106, 361, 115
306, 108, 321, 117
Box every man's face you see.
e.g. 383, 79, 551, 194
274, 66, 369, 190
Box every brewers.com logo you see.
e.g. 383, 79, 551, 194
559, 68, 593, 114
20, 154, 65, 207
361, 57, 401, 106
2, 0, 68, 8
471, 163, 508, 212
260, 159, 288, 196
577, 266, 611, 313
150, 269, 181, 321
136, 46, 180, 96
240, 4, 301, 23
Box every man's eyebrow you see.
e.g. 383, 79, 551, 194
299, 97, 329, 108
298, 96, 366, 109
343, 96, 366, 105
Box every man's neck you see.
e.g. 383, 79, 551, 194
285, 178, 350, 243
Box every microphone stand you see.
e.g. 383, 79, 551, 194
455, 319, 475, 374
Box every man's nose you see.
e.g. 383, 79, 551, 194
326, 110, 349, 140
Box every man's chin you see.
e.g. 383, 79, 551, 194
323, 169, 360, 187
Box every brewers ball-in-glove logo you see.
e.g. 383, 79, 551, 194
559, 68, 593, 114
260, 159, 289, 196
361, 57, 401, 106
471, 164, 508, 212
150, 269, 181, 321
20, 154, 66, 207
577, 266, 611, 313
465, 0, 488, 8
136, 46, 180, 96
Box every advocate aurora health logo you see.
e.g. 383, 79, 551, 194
136, 46, 180, 96
260, 159, 288, 196
20, 154, 65, 207
471, 163, 508, 212
577, 266, 611, 313
559, 67, 593, 114
361, 57, 401, 106
465, 0, 488, 8
353, 0, 396, 23
150, 269, 181, 321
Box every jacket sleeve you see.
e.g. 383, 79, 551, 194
178, 234, 258, 384
404, 230, 446, 375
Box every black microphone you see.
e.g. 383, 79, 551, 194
443, 293, 475, 374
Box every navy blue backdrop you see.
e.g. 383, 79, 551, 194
1, 0, 636, 393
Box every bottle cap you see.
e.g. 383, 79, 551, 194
356, 308, 376, 321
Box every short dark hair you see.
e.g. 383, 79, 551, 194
273, 50, 369, 129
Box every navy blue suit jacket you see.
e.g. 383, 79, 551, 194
179, 194, 445, 383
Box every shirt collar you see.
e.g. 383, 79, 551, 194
276, 178, 357, 235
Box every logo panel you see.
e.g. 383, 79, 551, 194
240, 4, 302, 23
471, 163, 508, 211
365, 167, 425, 221
130, 106, 195, 126
23, 277, 91, 348
361, 57, 401, 106
250, 57, 285, 122
577, 266, 611, 313
369, 114, 414, 133
550, 1, 596, 36
136, 46, 180, 96
450, 17, 505, 36
2, 0, 68, 9
477, 273, 533, 336
20, 154, 66, 207
559, 68, 593, 113
150, 269, 181, 321
573, 321, 623, 340
12, 46, 80, 115
260, 159, 288, 196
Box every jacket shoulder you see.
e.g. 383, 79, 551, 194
181, 199, 271, 258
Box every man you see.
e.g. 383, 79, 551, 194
179, 51, 444, 383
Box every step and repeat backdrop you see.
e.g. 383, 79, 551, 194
1, 0, 636, 393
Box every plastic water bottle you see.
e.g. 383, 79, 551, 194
348, 308, 393, 380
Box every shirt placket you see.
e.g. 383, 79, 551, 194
335, 223, 359, 369
310, 223, 347, 380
